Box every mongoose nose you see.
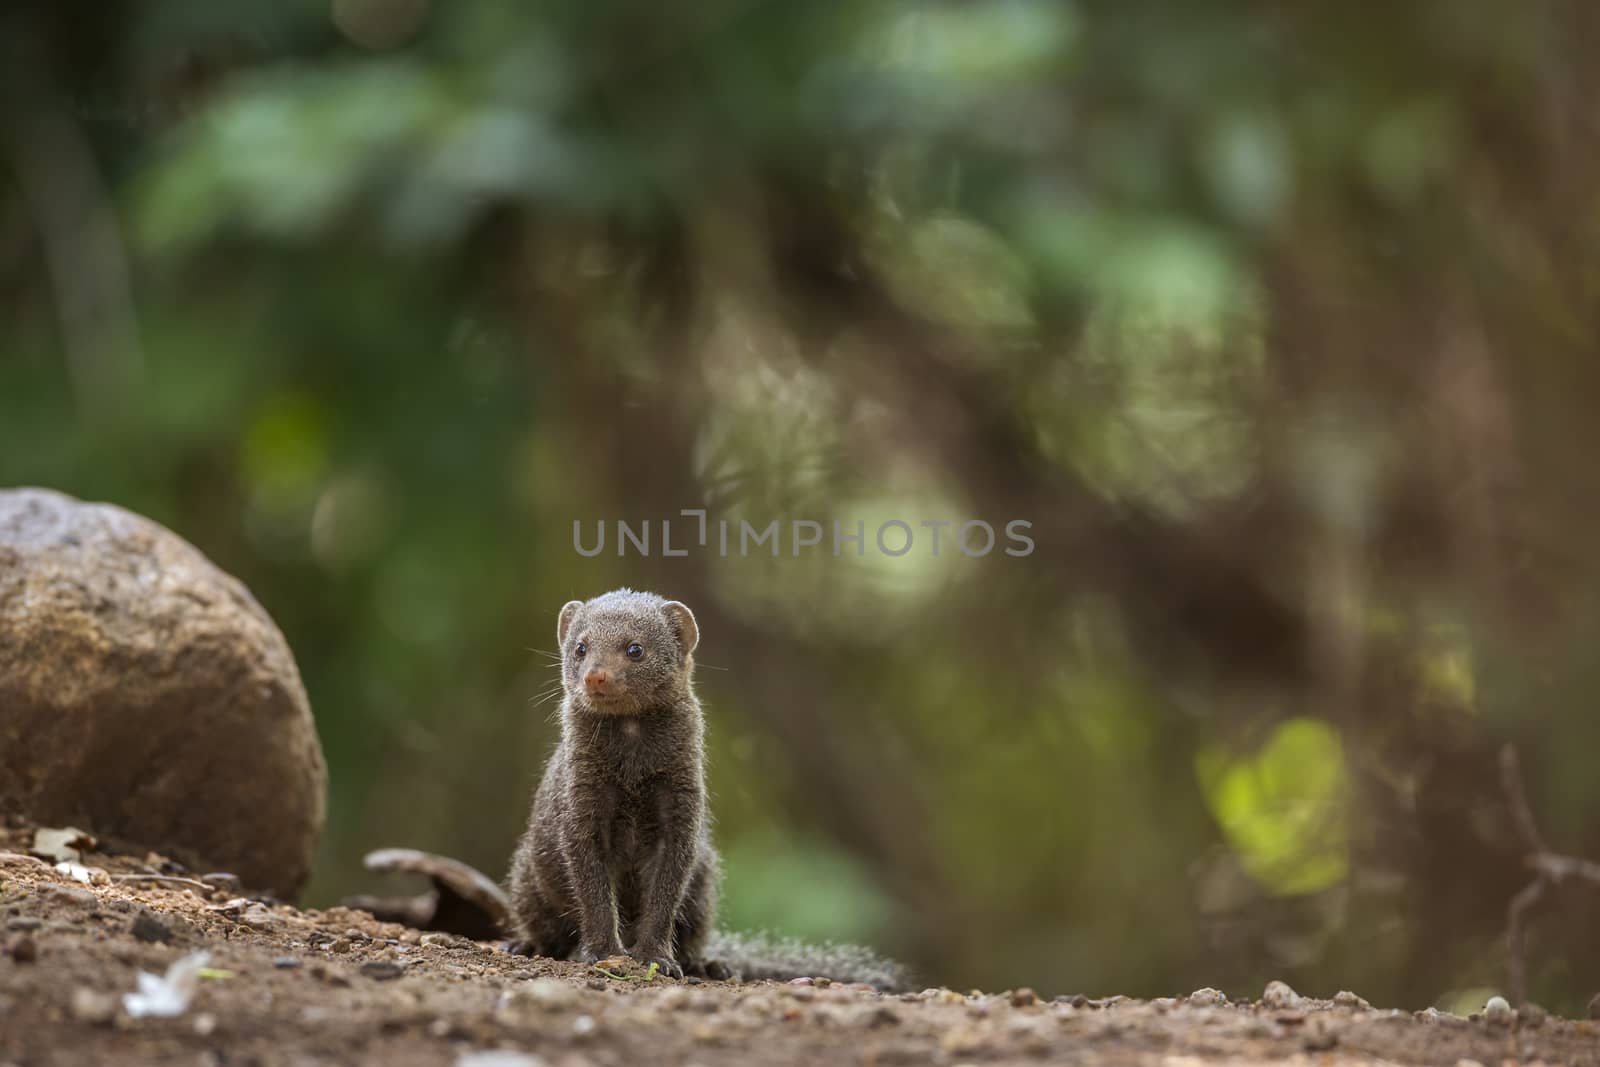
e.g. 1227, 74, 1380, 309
584, 669, 609, 692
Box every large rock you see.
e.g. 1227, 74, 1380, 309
0, 488, 326, 897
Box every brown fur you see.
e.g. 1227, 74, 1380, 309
507, 589, 720, 977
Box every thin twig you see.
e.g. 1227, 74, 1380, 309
1500, 746, 1548, 855
1507, 879, 1546, 1007
111, 874, 216, 893
1499, 744, 1600, 1005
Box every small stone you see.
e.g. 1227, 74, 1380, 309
940, 1026, 984, 1056
1483, 996, 1513, 1027
70, 988, 117, 1024
327, 938, 354, 954
1262, 980, 1301, 1010
44, 885, 97, 908
814, 976, 832, 988
4, 917, 40, 932
1055, 994, 1089, 1008
585, 978, 607, 991
239, 904, 279, 930
1009, 987, 1038, 1007
130, 911, 173, 944
497, 978, 581, 1015
1006, 1015, 1052, 1053
455, 1053, 546, 1067
1189, 987, 1228, 1007
865, 1006, 900, 1028
420, 933, 452, 948
1333, 990, 1371, 1011
272, 956, 302, 970
9, 935, 37, 963
1455, 1060, 1486, 1067
309, 965, 350, 988
1302, 1018, 1338, 1051
788, 976, 814, 987
572, 1014, 597, 1037
360, 960, 405, 981
192, 1012, 217, 1036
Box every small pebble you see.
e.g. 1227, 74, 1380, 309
572, 1014, 597, 1037
309, 965, 351, 988
273, 956, 302, 970
455, 1053, 546, 1067
940, 1026, 985, 1056
420, 933, 452, 948
498, 978, 581, 1014
1262, 980, 1301, 1010
360, 960, 405, 981
1302, 1018, 1338, 1051
69, 987, 117, 1025
327, 938, 354, 955
788, 976, 814, 987
1333, 990, 1371, 1011
865, 1006, 900, 1028
1189, 987, 1228, 1007
9, 935, 37, 963
192, 1012, 217, 1036
44, 885, 97, 908
4, 917, 40, 932
1009, 987, 1038, 1007
130, 911, 173, 944
1483, 996, 1513, 1027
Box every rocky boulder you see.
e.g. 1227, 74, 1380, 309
0, 488, 325, 898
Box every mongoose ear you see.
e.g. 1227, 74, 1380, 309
661, 600, 699, 656
557, 600, 584, 645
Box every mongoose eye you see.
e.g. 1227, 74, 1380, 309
574, 642, 587, 658
626, 643, 644, 659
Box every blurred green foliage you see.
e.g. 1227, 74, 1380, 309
4, 0, 1600, 1013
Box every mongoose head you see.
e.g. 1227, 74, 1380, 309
557, 588, 699, 715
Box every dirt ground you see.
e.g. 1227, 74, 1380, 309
2, 828, 1597, 1067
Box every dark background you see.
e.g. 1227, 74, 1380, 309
4, 0, 1600, 1013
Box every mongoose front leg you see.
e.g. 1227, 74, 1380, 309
562, 790, 624, 963
628, 777, 700, 978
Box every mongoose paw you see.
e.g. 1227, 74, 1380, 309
639, 955, 684, 979
682, 957, 734, 981
501, 939, 536, 957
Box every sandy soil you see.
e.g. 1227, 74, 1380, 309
2, 827, 1597, 1067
